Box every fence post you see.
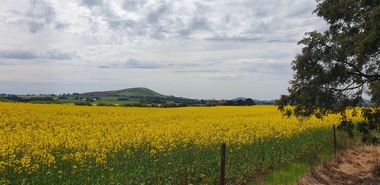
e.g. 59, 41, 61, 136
220, 143, 226, 185
333, 125, 337, 159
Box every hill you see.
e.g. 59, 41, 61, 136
81, 87, 167, 98
231, 97, 275, 105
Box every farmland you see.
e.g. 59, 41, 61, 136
0, 102, 363, 184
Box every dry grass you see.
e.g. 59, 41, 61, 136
297, 144, 380, 185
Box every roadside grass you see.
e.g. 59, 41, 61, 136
249, 128, 360, 185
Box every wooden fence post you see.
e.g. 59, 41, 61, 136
333, 125, 337, 159
220, 143, 226, 185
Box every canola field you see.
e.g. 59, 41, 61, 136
0, 102, 361, 184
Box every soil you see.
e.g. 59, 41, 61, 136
297, 145, 380, 185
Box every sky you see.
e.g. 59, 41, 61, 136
0, 0, 328, 100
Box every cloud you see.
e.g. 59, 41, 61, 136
0, 50, 74, 60
146, 3, 168, 24
199, 74, 245, 81
1, 0, 326, 44
122, 0, 147, 11
44, 50, 74, 60
0, 51, 37, 60
81, 0, 103, 8
54, 22, 70, 31
0, 0, 328, 99
24, 0, 57, 33
27, 21, 44, 33
240, 62, 291, 74
95, 58, 167, 69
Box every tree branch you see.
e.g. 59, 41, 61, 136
328, 81, 366, 92
342, 60, 380, 81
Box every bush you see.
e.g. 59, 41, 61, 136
97, 103, 115, 107
74, 102, 93, 106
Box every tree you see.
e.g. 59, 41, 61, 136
276, 0, 380, 143
236, 99, 245, 106
245, 98, 256, 106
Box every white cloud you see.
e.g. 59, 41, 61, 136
0, 0, 328, 99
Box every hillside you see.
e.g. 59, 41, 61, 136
81, 87, 167, 98
1, 87, 278, 105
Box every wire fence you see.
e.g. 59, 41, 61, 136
1, 126, 344, 185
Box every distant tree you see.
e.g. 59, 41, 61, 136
85, 98, 95, 103
206, 99, 219, 106
218, 99, 228, 105
139, 97, 152, 104
245, 98, 256, 106
225, 100, 236, 106
118, 97, 129, 101
276, 0, 380, 143
196, 99, 207, 104
97, 103, 115, 107
74, 102, 93, 106
236, 99, 245, 106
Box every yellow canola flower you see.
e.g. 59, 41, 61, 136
0, 102, 363, 177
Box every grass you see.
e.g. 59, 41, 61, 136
253, 162, 310, 185
248, 128, 360, 185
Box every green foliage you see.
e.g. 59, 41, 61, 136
277, 0, 380, 143
250, 128, 357, 185
96, 103, 115, 107
0, 98, 8, 102
357, 108, 380, 144
74, 102, 93, 106
337, 119, 355, 138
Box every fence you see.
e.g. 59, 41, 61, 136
1, 126, 344, 185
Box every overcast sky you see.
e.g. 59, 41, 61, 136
0, 0, 328, 100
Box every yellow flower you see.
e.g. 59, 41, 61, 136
0, 101, 364, 182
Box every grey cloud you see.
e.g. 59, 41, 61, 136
24, 0, 57, 33
27, 0, 56, 24
97, 58, 167, 69
240, 62, 290, 74
0, 51, 37, 59
54, 22, 70, 31
191, 17, 210, 30
81, 0, 103, 8
284, 0, 316, 18
45, 50, 73, 60
199, 74, 243, 81
178, 29, 192, 38
207, 36, 262, 42
125, 58, 158, 69
147, 4, 168, 24
173, 69, 221, 73
266, 38, 298, 43
97, 65, 110, 69
177, 18, 211, 38
107, 19, 135, 29
122, 0, 147, 11
27, 21, 44, 33
240, 67, 259, 73
0, 50, 74, 60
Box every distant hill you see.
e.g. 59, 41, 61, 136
231, 97, 247, 101
81, 87, 167, 98
231, 97, 275, 105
